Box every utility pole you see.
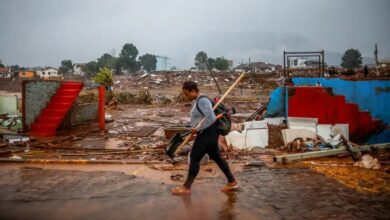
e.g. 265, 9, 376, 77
374, 44, 379, 76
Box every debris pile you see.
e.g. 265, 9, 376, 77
354, 154, 381, 170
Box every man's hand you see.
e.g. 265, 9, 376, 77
189, 134, 197, 141
189, 128, 197, 141
191, 128, 197, 135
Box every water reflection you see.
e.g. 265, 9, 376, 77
218, 192, 238, 220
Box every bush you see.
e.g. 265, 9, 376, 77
137, 89, 152, 104
175, 92, 187, 103
115, 92, 136, 104
76, 91, 98, 103
93, 67, 113, 87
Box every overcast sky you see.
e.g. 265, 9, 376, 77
0, 0, 389, 68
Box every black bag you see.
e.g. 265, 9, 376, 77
196, 95, 232, 136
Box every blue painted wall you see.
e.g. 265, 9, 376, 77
265, 78, 390, 143
265, 87, 286, 117
292, 78, 390, 125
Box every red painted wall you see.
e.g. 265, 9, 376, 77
288, 87, 381, 140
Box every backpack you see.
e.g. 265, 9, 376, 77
196, 95, 232, 136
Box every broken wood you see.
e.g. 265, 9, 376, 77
273, 143, 390, 164
0, 158, 163, 164
58, 149, 164, 157
341, 135, 360, 161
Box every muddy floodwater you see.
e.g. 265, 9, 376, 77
0, 163, 389, 220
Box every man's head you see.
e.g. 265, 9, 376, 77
182, 81, 199, 101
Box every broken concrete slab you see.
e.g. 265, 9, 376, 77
288, 117, 317, 133
334, 124, 349, 141
263, 117, 284, 126
317, 124, 349, 142
317, 124, 332, 142
226, 121, 268, 149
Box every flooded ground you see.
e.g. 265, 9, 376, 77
0, 163, 389, 220
1, 74, 390, 219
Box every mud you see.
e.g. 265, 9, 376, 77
0, 164, 389, 220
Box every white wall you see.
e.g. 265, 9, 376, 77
37, 68, 61, 78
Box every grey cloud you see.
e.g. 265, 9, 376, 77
0, 0, 389, 68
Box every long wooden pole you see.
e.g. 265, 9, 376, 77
213, 72, 246, 109
205, 61, 222, 94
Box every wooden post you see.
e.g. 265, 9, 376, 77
98, 86, 105, 131
273, 143, 390, 164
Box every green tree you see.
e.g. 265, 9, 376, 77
341, 49, 362, 69
195, 51, 208, 71
139, 54, 157, 72
93, 67, 113, 87
59, 60, 73, 75
214, 57, 229, 71
207, 58, 215, 70
97, 53, 117, 69
82, 61, 99, 78
118, 43, 140, 73
10, 65, 20, 71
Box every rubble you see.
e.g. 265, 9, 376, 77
354, 154, 381, 170
0, 70, 388, 197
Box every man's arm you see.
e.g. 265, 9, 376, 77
196, 97, 216, 132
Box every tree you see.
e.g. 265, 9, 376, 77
10, 65, 20, 71
118, 43, 140, 73
97, 53, 117, 70
341, 49, 362, 69
195, 51, 208, 71
139, 54, 157, 72
207, 58, 215, 70
93, 67, 113, 87
214, 57, 229, 71
82, 61, 99, 78
59, 60, 73, 75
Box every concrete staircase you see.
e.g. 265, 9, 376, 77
30, 82, 84, 137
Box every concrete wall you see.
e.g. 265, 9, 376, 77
60, 102, 99, 128
0, 95, 19, 115
292, 78, 390, 124
265, 87, 286, 117
24, 81, 98, 130
24, 81, 61, 129
266, 78, 390, 143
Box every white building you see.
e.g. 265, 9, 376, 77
36, 67, 61, 79
0, 67, 13, 78
288, 57, 307, 68
73, 63, 85, 76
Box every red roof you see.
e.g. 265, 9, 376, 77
0, 67, 11, 73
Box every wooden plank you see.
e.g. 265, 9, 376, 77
273, 143, 390, 164
128, 126, 158, 137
